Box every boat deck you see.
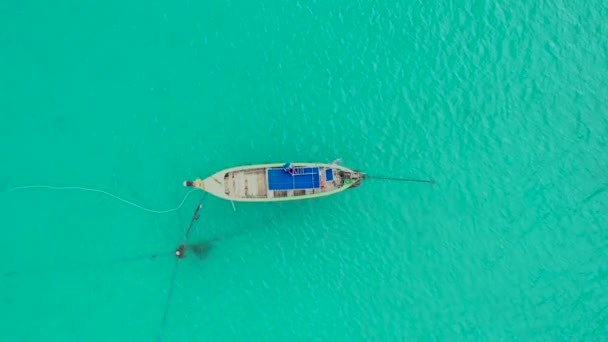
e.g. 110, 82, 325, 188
224, 169, 268, 198
223, 165, 345, 200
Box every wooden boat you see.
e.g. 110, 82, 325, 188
183, 162, 364, 202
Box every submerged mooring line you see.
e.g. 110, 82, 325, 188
3, 252, 174, 278
157, 192, 207, 342
176, 192, 207, 255
158, 258, 180, 342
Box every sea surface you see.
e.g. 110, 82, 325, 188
1, 1, 606, 341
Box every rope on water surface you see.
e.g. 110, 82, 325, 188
7, 185, 200, 214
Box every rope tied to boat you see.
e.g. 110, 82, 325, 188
363, 174, 435, 185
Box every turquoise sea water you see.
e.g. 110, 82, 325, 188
1, 0, 606, 341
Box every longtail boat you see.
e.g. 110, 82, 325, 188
184, 161, 364, 202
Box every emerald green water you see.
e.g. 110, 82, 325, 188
1, 1, 607, 341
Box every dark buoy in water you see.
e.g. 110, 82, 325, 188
175, 245, 186, 259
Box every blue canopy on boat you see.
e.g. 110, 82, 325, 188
268, 167, 320, 190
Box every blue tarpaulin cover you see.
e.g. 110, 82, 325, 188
268, 167, 320, 190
